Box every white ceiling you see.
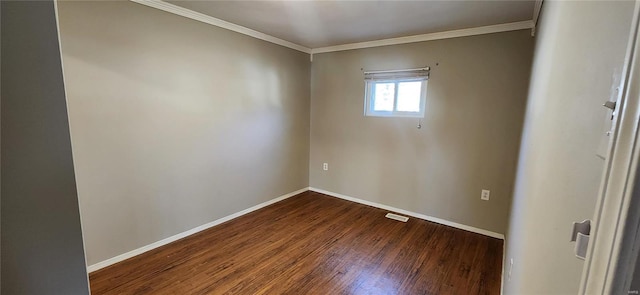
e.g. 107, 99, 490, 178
167, 0, 536, 49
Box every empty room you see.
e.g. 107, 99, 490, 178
3, 0, 640, 294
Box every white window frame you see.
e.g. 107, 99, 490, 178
363, 67, 429, 118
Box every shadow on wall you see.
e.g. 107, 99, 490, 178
1, 0, 90, 293
56, 0, 311, 266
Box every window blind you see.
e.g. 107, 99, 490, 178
364, 67, 430, 81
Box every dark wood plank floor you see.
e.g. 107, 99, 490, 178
89, 191, 503, 294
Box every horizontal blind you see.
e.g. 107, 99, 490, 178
364, 67, 430, 81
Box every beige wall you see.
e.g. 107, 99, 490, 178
1, 1, 89, 293
503, 1, 635, 294
57, 1, 310, 266
309, 31, 534, 234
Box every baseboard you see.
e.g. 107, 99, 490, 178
308, 187, 505, 240
87, 187, 310, 273
88, 186, 504, 272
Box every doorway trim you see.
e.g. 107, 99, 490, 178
580, 2, 640, 293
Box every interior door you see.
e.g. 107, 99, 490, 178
580, 3, 640, 294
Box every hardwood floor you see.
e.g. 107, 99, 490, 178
89, 191, 503, 294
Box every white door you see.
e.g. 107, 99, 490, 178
580, 3, 640, 294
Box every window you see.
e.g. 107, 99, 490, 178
364, 67, 429, 118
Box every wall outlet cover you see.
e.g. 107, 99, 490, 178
481, 189, 490, 200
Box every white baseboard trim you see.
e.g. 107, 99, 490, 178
89, 187, 504, 272
309, 187, 505, 240
87, 187, 310, 273
501, 236, 507, 295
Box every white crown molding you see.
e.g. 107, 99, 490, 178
129, 0, 312, 54
309, 187, 505, 240
533, 0, 544, 27
531, 0, 544, 36
311, 20, 534, 54
130, 0, 534, 56
87, 187, 310, 273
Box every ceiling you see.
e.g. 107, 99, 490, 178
167, 0, 536, 49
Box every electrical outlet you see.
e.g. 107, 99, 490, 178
508, 258, 514, 281
323, 163, 328, 171
481, 189, 490, 200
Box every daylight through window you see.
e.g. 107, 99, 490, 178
364, 67, 429, 117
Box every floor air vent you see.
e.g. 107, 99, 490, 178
385, 213, 409, 222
